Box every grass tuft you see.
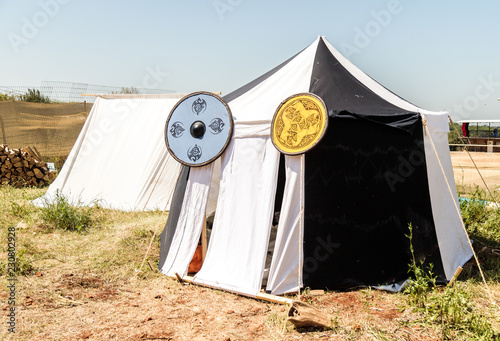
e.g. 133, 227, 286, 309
403, 224, 498, 340
38, 190, 97, 233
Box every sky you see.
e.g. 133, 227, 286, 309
1, 0, 500, 121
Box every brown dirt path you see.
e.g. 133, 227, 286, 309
451, 151, 500, 194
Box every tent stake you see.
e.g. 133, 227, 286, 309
448, 266, 463, 287
174, 272, 184, 283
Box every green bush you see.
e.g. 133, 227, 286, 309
403, 224, 497, 340
39, 191, 96, 232
0, 93, 16, 101
20, 88, 51, 103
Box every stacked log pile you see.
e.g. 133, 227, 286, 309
0, 145, 56, 188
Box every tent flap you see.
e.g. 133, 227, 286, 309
193, 136, 281, 296
160, 165, 214, 277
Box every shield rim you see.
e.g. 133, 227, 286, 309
271, 92, 329, 155
165, 91, 234, 167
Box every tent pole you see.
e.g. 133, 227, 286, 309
171, 274, 293, 305
201, 219, 208, 261
298, 154, 305, 298
170, 274, 335, 328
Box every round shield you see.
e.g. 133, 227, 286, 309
271, 93, 328, 155
165, 91, 233, 167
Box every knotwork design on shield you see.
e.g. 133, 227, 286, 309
271, 93, 328, 155
192, 98, 207, 115
165, 91, 234, 167
169, 122, 185, 138
187, 144, 202, 162
209, 118, 225, 135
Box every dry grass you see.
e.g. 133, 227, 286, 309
0, 186, 499, 340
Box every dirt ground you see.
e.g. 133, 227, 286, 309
450, 151, 500, 194
1, 152, 499, 340
3, 270, 448, 341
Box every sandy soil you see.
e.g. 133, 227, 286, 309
2, 270, 443, 341
450, 151, 500, 193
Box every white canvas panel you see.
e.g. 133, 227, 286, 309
266, 155, 304, 295
228, 38, 317, 123
421, 113, 473, 280
134, 152, 184, 211
160, 164, 214, 277
32, 96, 183, 211
206, 158, 221, 216
193, 136, 280, 296
232, 121, 271, 138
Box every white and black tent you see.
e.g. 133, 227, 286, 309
159, 36, 473, 296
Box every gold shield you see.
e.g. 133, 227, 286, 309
271, 93, 328, 155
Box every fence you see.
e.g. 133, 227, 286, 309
0, 81, 173, 103
0, 101, 90, 157
0, 81, 173, 158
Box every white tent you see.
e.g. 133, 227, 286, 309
33, 94, 184, 211
159, 36, 473, 296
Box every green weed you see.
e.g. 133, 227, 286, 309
403, 224, 498, 340
39, 190, 96, 232
458, 187, 500, 282
14, 248, 36, 276
10, 201, 30, 218
0, 243, 36, 277
425, 285, 496, 340
403, 223, 436, 308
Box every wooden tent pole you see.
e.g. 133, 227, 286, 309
201, 219, 208, 261
171, 273, 332, 328
172, 274, 293, 305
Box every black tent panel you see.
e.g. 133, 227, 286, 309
310, 37, 420, 134
302, 117, 444, 290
